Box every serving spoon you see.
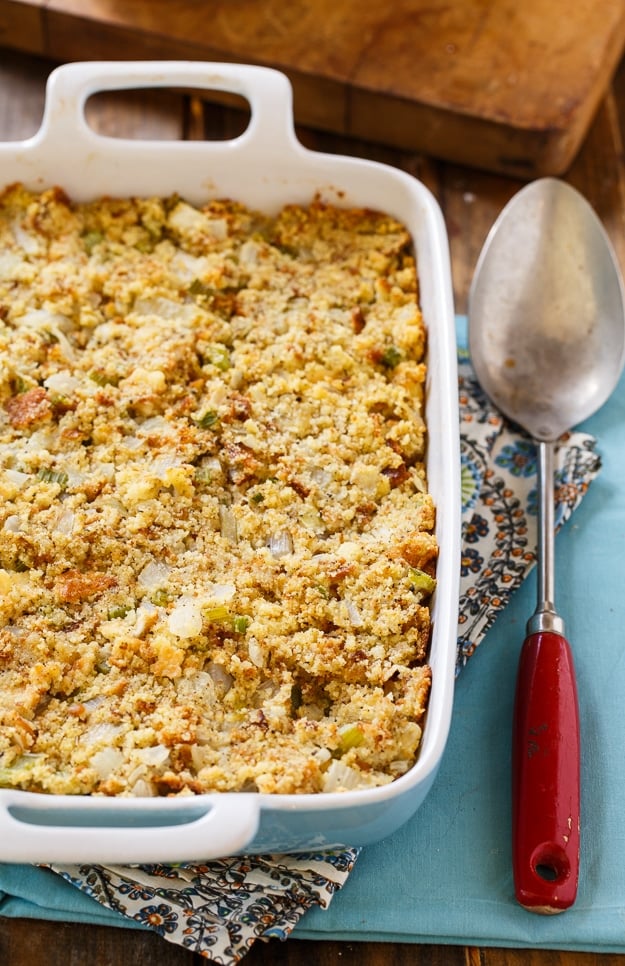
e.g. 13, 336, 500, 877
468, 178, 625, 914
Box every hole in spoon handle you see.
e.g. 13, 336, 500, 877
512, 630, 580, 913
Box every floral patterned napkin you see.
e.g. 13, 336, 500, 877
45, 334, 601, 964
49, 851, 359, 963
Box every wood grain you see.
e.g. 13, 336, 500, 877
3, 40, 625, 966
4, 920, 625, 966
0, 919, 479, 966
0, 0, 44, 54
3, 0, 625, 174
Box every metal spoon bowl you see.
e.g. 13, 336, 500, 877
470, 178, 625, 441
468, 177, 625, 914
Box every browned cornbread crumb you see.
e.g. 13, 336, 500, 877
0, 184, 436, 797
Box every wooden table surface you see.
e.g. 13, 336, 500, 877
2, 44, 625, 966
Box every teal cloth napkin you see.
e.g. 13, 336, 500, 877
2, 316, 624, 953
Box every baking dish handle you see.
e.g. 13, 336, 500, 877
36, 60, 299, 156
0, 791, 260, 863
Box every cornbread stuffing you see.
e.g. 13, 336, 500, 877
0, 183, 437, 797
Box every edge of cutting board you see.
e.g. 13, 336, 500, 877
2, 0, 625, 176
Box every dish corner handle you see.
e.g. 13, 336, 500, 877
0, 791, 261, 863
35, 60, 300, 156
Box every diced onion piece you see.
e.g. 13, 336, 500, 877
133, 296, 191, 320
3, 515, 21, 533
219, 505, 238, 543
344, 597, 364, 627
248, 637, 265, 668
300, 507, 326, 534
206, 582, 236, 603
90, 746, 124, 780
11, 219, 41, 254
366, 524, 393, 546
350, 461, 380, 496
150, 454, 181, 479
24, 427, 56, 451
206, 662, 233, 695
136, 416, 174, 437
322, 759, 363, 792
176, 671, 215, 700
311, 747, 332, 764
0, 250, 24, 275
2, 624, 25, 639
307, 464, 331, 487
239, 239, 260, 266
267, 530, 293, 558
5, 469, 29, 488
82, 723, 125, 746
122, 435, 143, 451
206, 218, 228, 240
129, 778, 156, 797
53, 508, 75, 535
388, 760, 411, 776
300, 702, 324, 721
196, 456, 223, 482
189, 747, 203, 771
96, 462, 115, 482
133, 602, 159, 638
134, 745, 170, 766
338, 541, 361, 561
413, 474, 427, 493
138, 561, 171, 590
19, 309, 75, 359
43, 370, 80, 395
171, 251, 210, 281
168, 595, 203, 638
168, 202, 209, 236
82, 696, 105, 713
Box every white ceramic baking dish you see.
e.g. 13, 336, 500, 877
0, 61, 460, 864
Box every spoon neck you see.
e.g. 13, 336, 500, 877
534, 439, 562, 627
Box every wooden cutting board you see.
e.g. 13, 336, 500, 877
2, 0, 625, 176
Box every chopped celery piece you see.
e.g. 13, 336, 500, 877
409, 567, 437, 595
83, 230, 104, 253
150, 589, 170, 607
37, 468, 68, 491
205, 344, 231, 371
89, 369, 119, 386
338, 724, 365, 753
197, 409, 219, 429
381, 345, 402, 369
204, 604, 231, 623
189, 278, 212, 296
107, 605, 131, 619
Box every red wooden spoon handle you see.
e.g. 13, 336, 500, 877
512, 630, 580, 913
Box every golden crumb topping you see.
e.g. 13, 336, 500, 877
0, 184, 436, 797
